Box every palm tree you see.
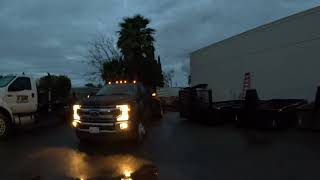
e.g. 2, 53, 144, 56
117, 15, 156, 78
117, 15, 164, 87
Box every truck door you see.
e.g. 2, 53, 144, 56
5, 77, 37, 114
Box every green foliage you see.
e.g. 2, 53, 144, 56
101, 59, 126, 81
139, 59, 164, 87
38, 74, 71, 99
85, 83, 95, 88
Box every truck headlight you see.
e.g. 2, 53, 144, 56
73, 104, 81, 120
116, 104, 130, 121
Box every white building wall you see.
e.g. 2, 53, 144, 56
191, 6, 320, 101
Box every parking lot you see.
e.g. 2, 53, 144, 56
1, 112, 320, 180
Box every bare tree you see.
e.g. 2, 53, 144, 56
181, 61, 190, 86
163, 69, 175, 87
86, 34, 121, 82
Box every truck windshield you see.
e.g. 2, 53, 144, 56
96, 84, 137, 96
0, 76, 15, 87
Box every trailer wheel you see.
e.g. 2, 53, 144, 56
0, 112, 11, 140
272, 119, 277, 128
297, 114, 303, 128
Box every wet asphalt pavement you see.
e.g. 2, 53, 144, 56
2, 112, 320, 180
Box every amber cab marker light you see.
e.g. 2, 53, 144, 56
124, 80, 127, 83
120, 80, 123, 84
108, 81, 111, 84
116, 81, 119, 84
133, 80, 136, 84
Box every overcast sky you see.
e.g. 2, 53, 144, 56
0, 0, 319, 87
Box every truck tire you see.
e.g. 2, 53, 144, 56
134, 121, 147, 144
159, 107, 164, 118
0, 112, 11, 140
155, 105, 163, 119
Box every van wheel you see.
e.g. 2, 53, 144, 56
0, 113, 11, 140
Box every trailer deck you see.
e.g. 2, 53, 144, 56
178, 84, 319, 129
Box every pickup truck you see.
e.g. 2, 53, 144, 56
0, 74, 68, 139
72, 80, 153, 143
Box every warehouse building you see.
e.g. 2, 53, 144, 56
190, 6, 320, 101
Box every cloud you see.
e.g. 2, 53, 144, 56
0, 0, 319, 86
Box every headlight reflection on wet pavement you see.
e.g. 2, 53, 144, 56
25, 147, 152, 179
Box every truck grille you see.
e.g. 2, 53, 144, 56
78, 106, 120, 123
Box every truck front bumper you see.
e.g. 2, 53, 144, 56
74, 121, 136, 140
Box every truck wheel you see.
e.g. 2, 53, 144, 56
135, 121, 146, 143
0, 113, 11, 140
159, 106, 164, 118
156, 106, 163, 119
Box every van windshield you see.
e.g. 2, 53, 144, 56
0, 76, 15, 87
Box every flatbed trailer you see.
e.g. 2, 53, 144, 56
179, 84, 243, 124
295, 86, 320, 130
179, 85, 308, 128
236, 90, 307, 129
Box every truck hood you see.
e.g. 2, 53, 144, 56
80, 95, 135, 107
